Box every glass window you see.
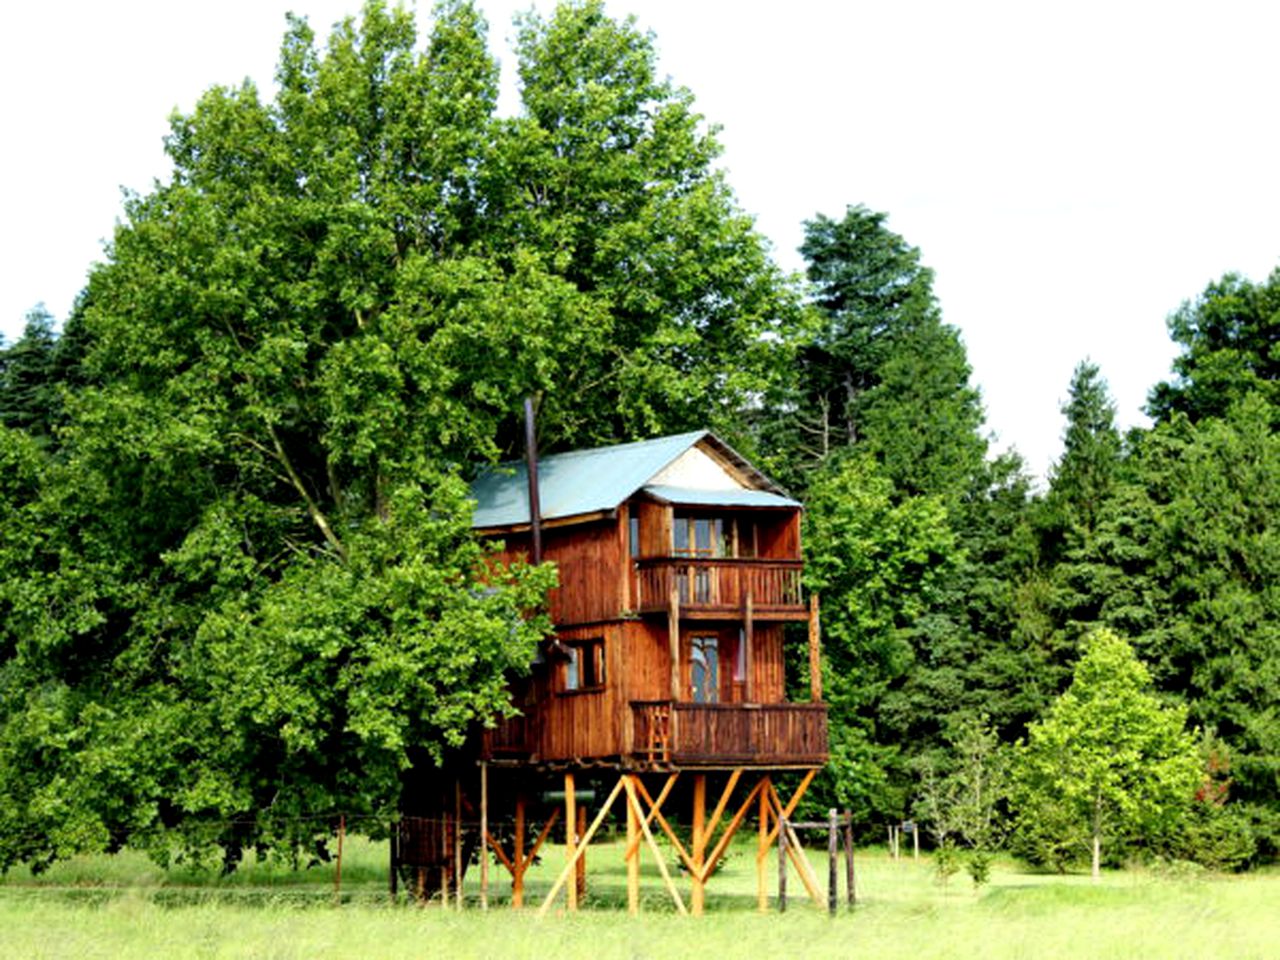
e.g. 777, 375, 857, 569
630, 515, 640, 558
691, 635, 719, 703
564, 639, 605, 692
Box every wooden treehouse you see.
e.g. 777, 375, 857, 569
395, 431, 830, 914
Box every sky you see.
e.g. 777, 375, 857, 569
3, 1, 1278, 481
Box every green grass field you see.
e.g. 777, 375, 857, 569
2, 838, 1275, 959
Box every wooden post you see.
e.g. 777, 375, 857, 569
913, 822, 920, 862
439, 812, 449, 905
575, 804, 587, 903
691, 774, 707, 915
626, 776, 640, 915
454, 781, 464, 910
668, 583, 681, 701
827, 808, 838, 917
778, 813, 788, 913
513, 794, 526, 908
389, 820, 399, 900
565, 772, 578, 911
479, 763, 489, 911
757, 777, 769, 913
808, 593, 822, 702
844, 811, 856, 906
744, 591, 755, 703
334, 814, 345, 906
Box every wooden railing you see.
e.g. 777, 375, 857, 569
631, 700, 827, 766
482, 713, 532, 757
634, 558, 804, 615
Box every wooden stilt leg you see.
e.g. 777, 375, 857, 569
575, 804, 587, 903
454, 780, 463, 911
513, 794, 526, 909
691, 774, 706, 915
439, 810, 449, 906
537, 778, 625, 918
757, 777, 769, 913
565, 772, 578, 911
626, 775, 640, 916
479, 763, 489, 911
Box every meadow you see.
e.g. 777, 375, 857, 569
1, 836, 1275, 959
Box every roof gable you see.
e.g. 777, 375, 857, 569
470, 431, 790, 530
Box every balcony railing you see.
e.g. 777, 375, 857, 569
634, 558, 805, 617
631, 700, 828, 767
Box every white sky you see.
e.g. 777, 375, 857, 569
3, 1, 1278, 481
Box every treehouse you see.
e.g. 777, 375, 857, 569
471, 430, 827, 770
395, 431, 830, 915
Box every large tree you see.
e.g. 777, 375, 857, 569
0, 0, 791, 869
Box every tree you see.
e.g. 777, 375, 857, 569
0, 0, 791, 869
768, 205, 984, 500
1013, 628, 1200, 879
0, 305, 58, 440
1147, 268, 1280, 425
801, 454, 958, 822
1045, 360, 1123, 540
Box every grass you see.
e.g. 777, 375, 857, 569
2, 838, 1276, 959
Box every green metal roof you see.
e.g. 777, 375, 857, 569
469, 431, 791, 529
641, 485, 800, 510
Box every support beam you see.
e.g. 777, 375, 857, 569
564, 773, 577, 911
623, 776, 688, 915
454, 781, 463, 911
479, 763, 489, 911
691, 774, 706, 915
757, 778, 769, 913
629, 775, 688, 867
513, 794, 526, 908
575, 805, 587, 903
537, 778, 625, 917
668, 583, 681, 701
626, 779, 640, 916
757, 769, 818, 853
808, 593, 822, 703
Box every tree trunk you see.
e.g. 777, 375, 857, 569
1091, 800, 1102, 881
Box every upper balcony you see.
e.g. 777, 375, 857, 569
630, 700, 828, 768
634, 557, 807, 620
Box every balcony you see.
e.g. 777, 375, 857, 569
631, 700, 828, 768
634, 558, 806, 620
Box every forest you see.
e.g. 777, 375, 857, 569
0, 0, 1275, 877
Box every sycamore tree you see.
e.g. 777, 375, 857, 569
1012, 628, 1200, 878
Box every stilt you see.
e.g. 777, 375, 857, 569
778, 812, 788, 913
757, 777, 769, 913
564, 772, 578, 911
390, 820, 399, 901
439, 810, 449, 905
479, 763, 489, 911
691, 774, 707, 915
626, 776, 640, 915
538, 778, 626, 917
513, 793, 526, 908
575, 804, 587, 903
454, 781, 463, 910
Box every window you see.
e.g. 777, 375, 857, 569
563, 638, 605, 692
733, 628, 747, 683
629, 515, 640, 559
673, 516, 724, 557
691, 635, 719, 703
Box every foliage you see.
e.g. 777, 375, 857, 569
0, 0, 792, 872
914, 716, 1009, 850
1148, 268, 1280, 425
933, 838, 961, 888
1012, 628, 1201, 878
965, 849, 993, 890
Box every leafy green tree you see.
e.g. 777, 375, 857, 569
1013, 628, 1200, 879
1148, 268, 1280, 425
801, 455, 958, 822
0, 0, 791, 870
771, 205, 984, 500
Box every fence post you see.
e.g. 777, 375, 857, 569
827, 808, 838, 916
844, 811, 855, 906
334, 814, 345, 906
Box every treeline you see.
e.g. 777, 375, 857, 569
0, 0, 1275, 873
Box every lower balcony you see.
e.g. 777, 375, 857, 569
631, 700, 828, 768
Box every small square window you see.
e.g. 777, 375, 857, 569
563, 638, 605, 692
